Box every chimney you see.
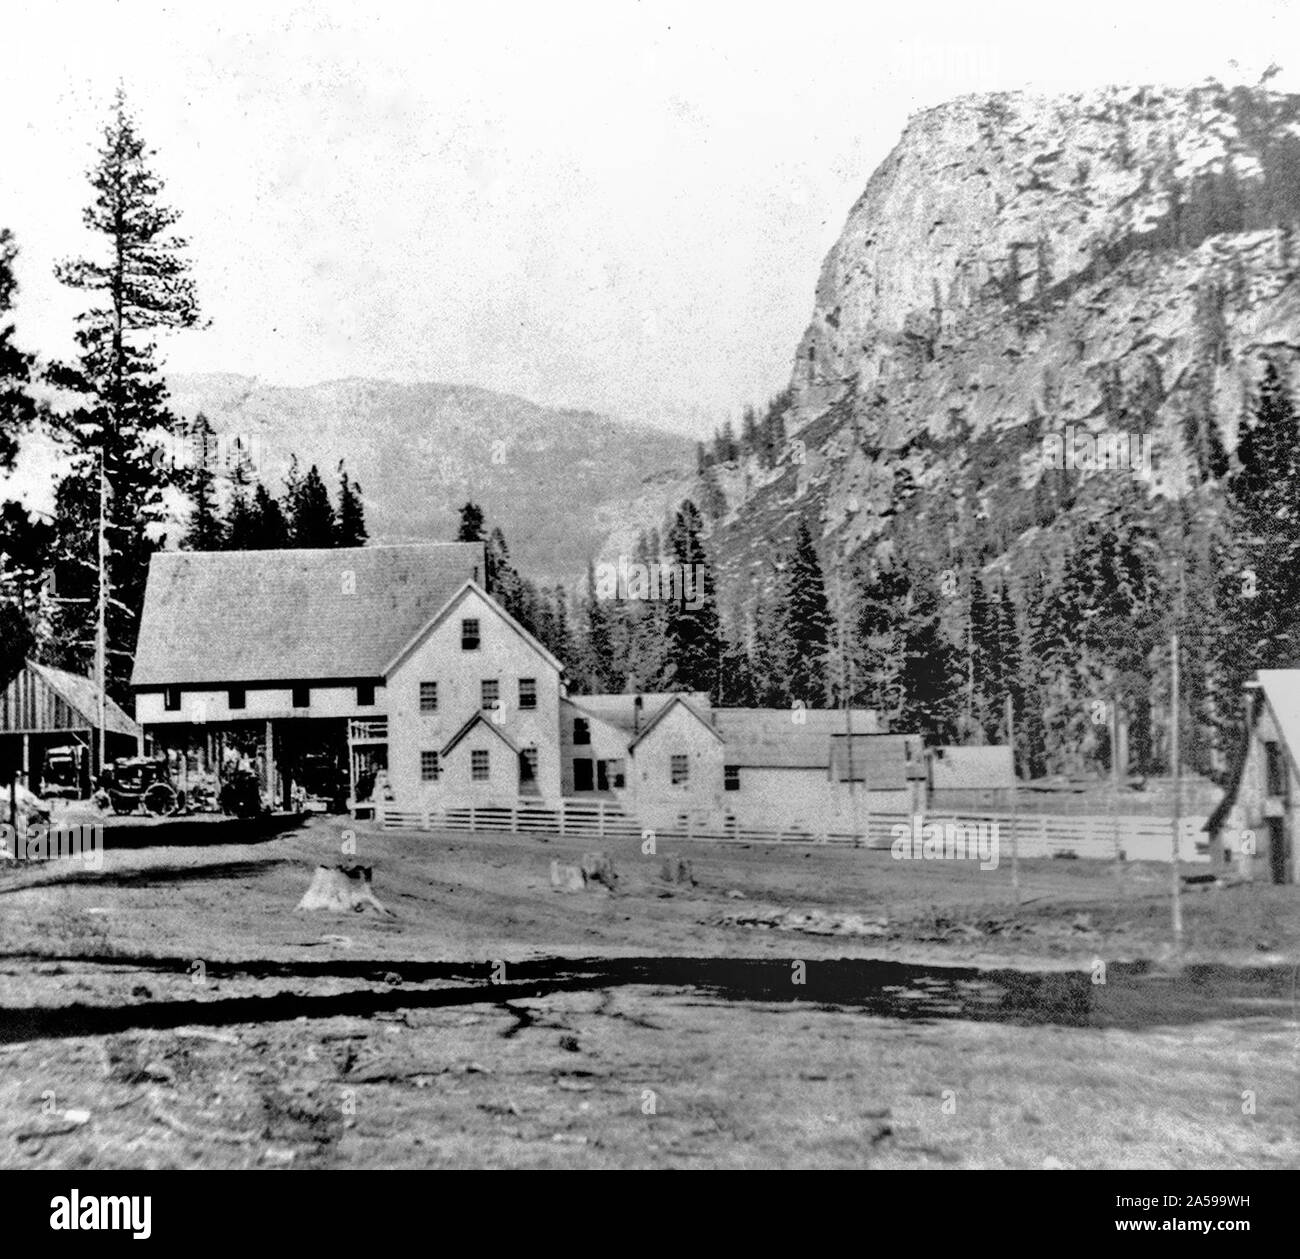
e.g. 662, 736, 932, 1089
633, 694, 643, 734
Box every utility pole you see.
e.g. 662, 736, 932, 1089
1169, 541, 1185, 946
1005, 692, 1020, 906
836, 564, 857, 836
96, 442, 108, 780
1111, 694, 1123, 894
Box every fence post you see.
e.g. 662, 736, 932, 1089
559, 803, 566, 837
599, 801, 607, 839
421, 805, 430, 831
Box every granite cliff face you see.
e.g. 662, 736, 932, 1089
696, 81, 1300, 602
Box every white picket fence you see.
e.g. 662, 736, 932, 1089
377, 798, 1208, 863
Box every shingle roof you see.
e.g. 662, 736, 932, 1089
26, 661, 141, 737
828, 734, 914, 789
567, 692, 710, 736
929, 745, 1016, 790
711, 708, 893, 773
131, 543, 486, 686
627, 694, 721, 750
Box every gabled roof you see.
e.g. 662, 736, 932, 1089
3, 661, 141, 738
930, 745, 1016, 790
566, 692, 710, 737
384, 579, 563, 677
441, 710, 520, 759
628, 694, 722, 751
1207, 672, 1297, 831
131, 543, 485, 686
710, 708, 886, 770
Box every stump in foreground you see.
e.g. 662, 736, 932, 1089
297, 865, 394, 915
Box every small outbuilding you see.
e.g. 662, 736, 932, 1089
0, 660, 142, 797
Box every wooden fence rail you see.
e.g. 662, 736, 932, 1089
378, 799, 1208, 862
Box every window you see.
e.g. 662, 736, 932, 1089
461, 618, 480, 650
419, 681, 438, 713
608, 758, 626, 789
519, 748, 539, 792
519, 677, 537, 710
420, 750, 441, 782
228, 687, 246, 711
596, 760, 609, 792
292, 685, 310, 708
357, 683, 375, 707
163, 686, 181, 712
1265, 741, 1287, 797
481, 679, 500, 711
573, 717, 590, 746
724, 765, 740, 792
671, 754, 689, 785
471, 749, 490, 781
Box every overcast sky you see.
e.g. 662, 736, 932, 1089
1, 0, 1297, 436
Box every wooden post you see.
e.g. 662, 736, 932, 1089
1005, 694, 1019, 907
1110, 695, 1123, 893
21, 733, 29, 792
264, 720, 275, 809
1170, 627, 1184, 944
8, 770, 17, 832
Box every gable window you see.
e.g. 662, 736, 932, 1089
724, 765, 740, 792
163, 686, 181, 712
292, 684, 311, 709
461, 618, 480, 650
419, 681, 438, 713
228, 687, 246, 711
573, 717, 590, 746
519, 677, 537, 710
670, 754, 689, 785
420, 750, 441, 782
481, 679, 500, 711
356, 682, 375, 707
471, 749, 490, 781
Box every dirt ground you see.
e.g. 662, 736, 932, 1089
0, 816, 1296, 1168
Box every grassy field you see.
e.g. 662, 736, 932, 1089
0, 816, 1295, 1168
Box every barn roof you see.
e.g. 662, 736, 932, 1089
929, 745, 1016, 790
131, 543, 486, 686
711, 708, 904, 781
1, 661, 140, 737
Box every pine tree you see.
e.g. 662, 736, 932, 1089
456, 501, 486, 543
181, 413, 226, 551
336, 461, 368, 547
47, 90, 200, 697
776, 519, 832, 705
0, 229, 39, 473
222, 437, 259, 550
664, 500, 723, 698
289, 464, 336, 548
250, 482, 289, 549
0, 230, 45, 671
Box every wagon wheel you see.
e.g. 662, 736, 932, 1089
143, 782, 178, 817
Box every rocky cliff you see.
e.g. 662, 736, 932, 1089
694, 81, 1300, 608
